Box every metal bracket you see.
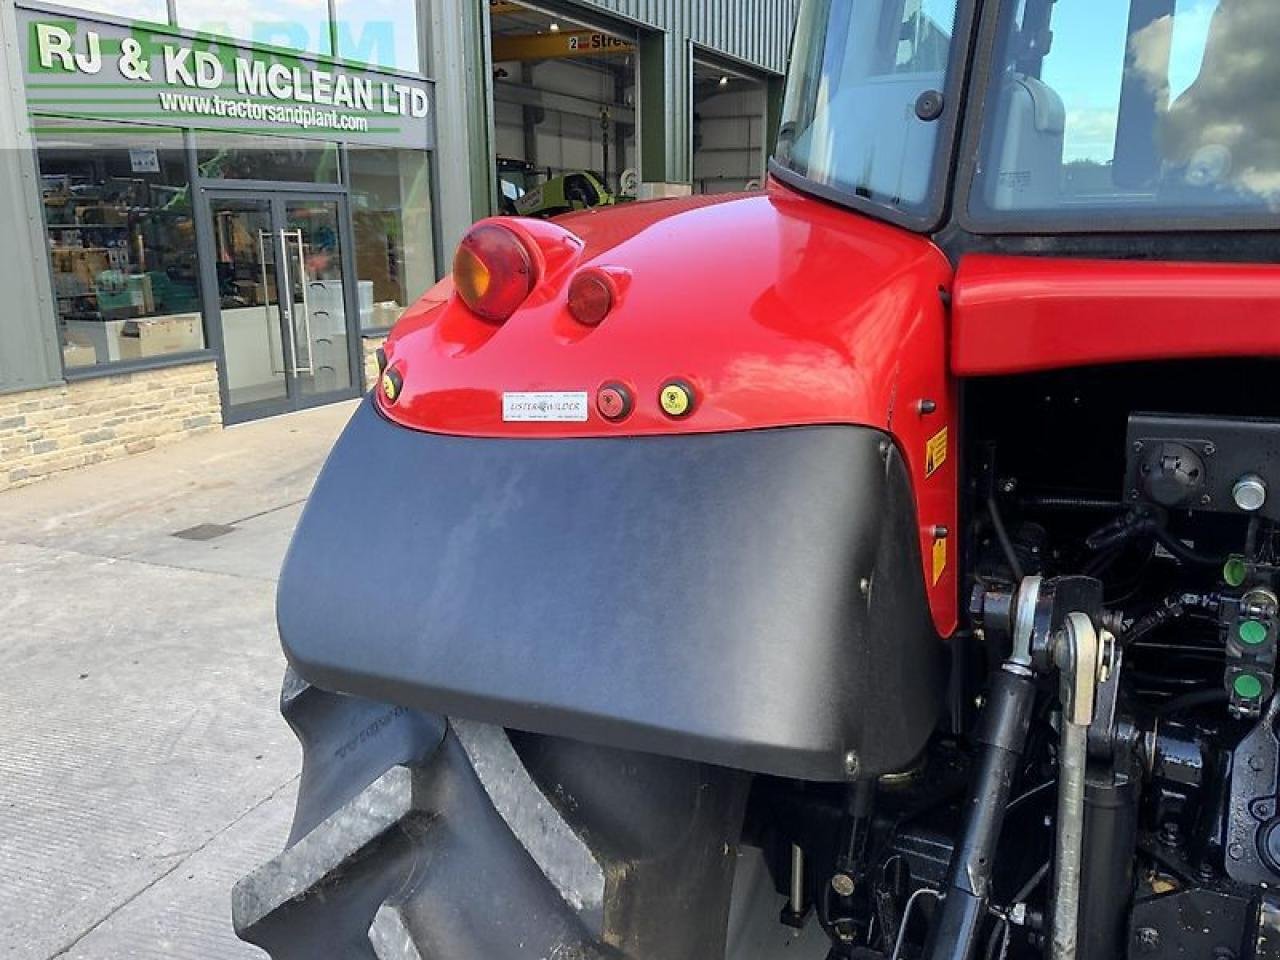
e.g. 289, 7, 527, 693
1050, 612, 1114, 960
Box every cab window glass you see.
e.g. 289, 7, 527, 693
972, 0, 1280, 219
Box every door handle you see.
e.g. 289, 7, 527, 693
281, 228, 314, 376
277, 227, 304, 377
258, 230, 286, 375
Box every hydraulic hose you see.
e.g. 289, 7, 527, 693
1085, 509, 1227, 568
924, 665, 1037, 960
988, 496, 1026, 582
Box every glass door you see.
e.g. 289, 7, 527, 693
281, 198, 354, 402
205, 191, 359, 421
207, 196, 287, 413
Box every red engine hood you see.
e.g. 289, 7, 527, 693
379, 181, 959, 635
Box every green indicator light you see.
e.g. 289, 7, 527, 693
1235, 674, 1264, 700
1224, 556, 1247, 588
1241, 620, 1269, 646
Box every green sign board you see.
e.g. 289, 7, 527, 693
18, 8, 435, 150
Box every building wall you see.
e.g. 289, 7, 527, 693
0, 362, 221, 492
694, 86, 768, 193
492, 58, 638, 184
0, 0, 63, 397
573, 0, 799, 183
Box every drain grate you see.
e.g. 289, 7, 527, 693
172, 522, 237, 541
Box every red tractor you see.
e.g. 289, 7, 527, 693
233, 0, 1280, 957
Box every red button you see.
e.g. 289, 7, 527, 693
597, 383, 632, 421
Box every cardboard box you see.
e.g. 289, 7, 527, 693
372, 301, 405, 328
53, 272, 89, 299
235, 281, 267, 305
61, 342, 98, 368
120, 314, 204, 358
50, 247, 111, 289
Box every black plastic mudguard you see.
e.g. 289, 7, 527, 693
279, 398, 945, 781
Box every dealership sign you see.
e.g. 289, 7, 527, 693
17, 9, 435, 149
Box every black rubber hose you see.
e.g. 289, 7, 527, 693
988, 496, 1026, 582
1085, 511, 1227, 568
1148, 525, 1228, 568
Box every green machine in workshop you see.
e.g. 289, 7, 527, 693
496, 157, 617, 218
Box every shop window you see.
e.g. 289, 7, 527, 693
335, 0, 421, 72
174, 0, 331, 56
33, 120, 205, 371
195, 133, 341, 184
348, 148, 436, 331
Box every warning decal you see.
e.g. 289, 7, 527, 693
925, 427, 948, 478
932, 536, 947, 586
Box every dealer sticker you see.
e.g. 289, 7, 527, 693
502, 391, 589, 422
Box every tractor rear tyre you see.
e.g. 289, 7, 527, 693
233, 670, 750, 959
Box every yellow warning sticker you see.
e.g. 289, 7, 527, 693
925, 427, 948, 478
932, 535, 948, 586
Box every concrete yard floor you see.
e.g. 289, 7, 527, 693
0, 400, 358, 960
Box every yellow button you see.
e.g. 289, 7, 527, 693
659, 381, 693, 417
381, 370, 402, 403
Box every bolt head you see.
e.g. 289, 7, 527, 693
843, 751, 860, 777
830, 873, 856, 898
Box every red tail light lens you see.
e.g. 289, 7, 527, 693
567, 270, 615, 326
453, 224, 535, 323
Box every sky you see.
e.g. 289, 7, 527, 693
1042, 0, 1217, 162
63, 0, 421, 71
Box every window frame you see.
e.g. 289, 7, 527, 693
769, 0, 982, 234
30, 118, 217, 382
956, 0, 1280, 235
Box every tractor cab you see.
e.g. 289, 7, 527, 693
775, 0, 1278, 235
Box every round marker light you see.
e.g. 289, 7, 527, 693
659, 380, 694, 418
567, 270, 615, 326
381, 367, 403, 403
453, 223, 535, 323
